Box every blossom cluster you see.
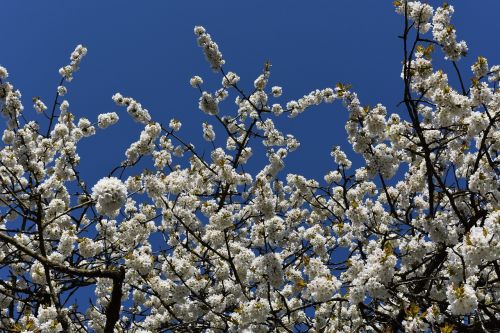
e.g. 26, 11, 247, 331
91, 177, 128, 217
432, 4, 468, 60
112, 93, 151, 124
58, 44, 87, 81
194, 25, 225, 71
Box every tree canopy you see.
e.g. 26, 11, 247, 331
0, 1, 499, 332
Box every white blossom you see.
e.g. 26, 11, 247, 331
198, 92, 218, 115
33, 98, 47, 114
222, 71, 240, 87
58, 44, 87, 81
194, 26, 225, 71
446, 283, 478, 315
271, 86, 282, 97
202, 122, 215, 141
57, 85, 67, 96
168, 118, 182, 131
91, 177, 127, 217
0, 66, 8, 79
190, 75, 203, 87
97, 112, 119, 129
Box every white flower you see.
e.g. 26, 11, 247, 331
324, 170, 341, 183
52, 123, 69, 139
112, 93, 151, 124
222, 71, 240, 87
209, 208, 234, 230
446, 283, 478, 315
331, 146, 352, 169
169, 118, 182, 131
286, 134, 300, 151
60, 100, 69, 112
239, 299, 270, 326
250, 90, 267, 110
271, 104, 283, 116
254, 74, 267, 90
194, 26, 225, 71
488, 65, 500, 82
78, 237, 99, 258
57, 231, 76, 257
59, 44, 87, 81
127, 101, 151, 124
190, 75, 203, 87
271, 86, 282, 97
471, 56, 488, 78
97, 112, 119, 129
33, 98, 47, 114
307, 276, 341, 302
91, 177, 128, 217
402, 316, 429, 333
395, 1, 434, 33
0, 65, 8, 79
2, 129, 14, 144
30, 261, 46, 285
322, 87, 335, 102
251, 253, 284, 288
193, 26, 205, 35
57, 85, 67, 96
424, 304, 444, 324
432, 4, 468, 60
37, 306, 63, 333
77, 117, 96, 136
202, 122, 215, 141
355, 167, 368, 181
198, 92, 218, 115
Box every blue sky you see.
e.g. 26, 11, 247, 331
1, 1, 499, 185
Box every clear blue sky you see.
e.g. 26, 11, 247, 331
2, 1, 499, 185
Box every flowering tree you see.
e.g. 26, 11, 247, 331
0, 1, 499, 332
